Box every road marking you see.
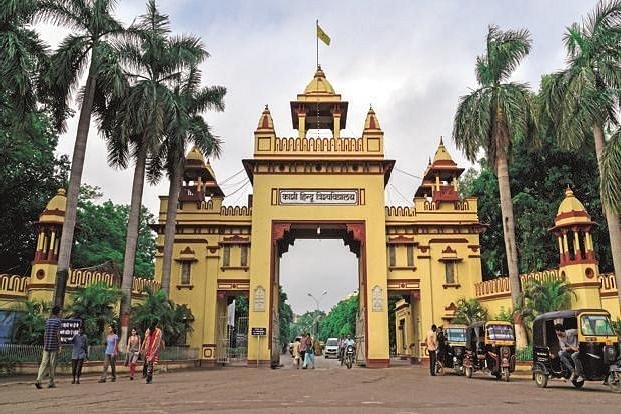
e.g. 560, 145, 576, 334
361, 401, 383, 404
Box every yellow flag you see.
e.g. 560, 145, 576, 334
317, 23, 331, 46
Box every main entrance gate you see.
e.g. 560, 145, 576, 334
154, 66, 485, 368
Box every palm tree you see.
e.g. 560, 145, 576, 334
452, 25, 537, 311
67, 282, 122, 345
0, 0, 49, 118
601, 132, 621, 214
106, 0, 208, 344
150, 66, 225, 298
516, 278, 574, 339
540, 0, 621, 309
36, 0, 125, 308
521, 278, 574, 315
130, 288, 193, 345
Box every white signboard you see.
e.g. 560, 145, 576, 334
279, 189, 358, 205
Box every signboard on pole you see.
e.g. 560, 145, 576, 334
251, 327, 266, 336
60, 318, 82, 344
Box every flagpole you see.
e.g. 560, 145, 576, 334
316, 19, 319, 68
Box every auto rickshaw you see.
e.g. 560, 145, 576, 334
436, 324, 467, 375
531, 309, 621, 392
463, 320, 516, 381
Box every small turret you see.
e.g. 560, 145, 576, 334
549, 187, 600, 308
34, 189, 66, 263
414, 138, 464, 202
180, 147, 224, 204
256, 104, 274, 132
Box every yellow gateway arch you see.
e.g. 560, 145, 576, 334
153, 66, 486, 368
11, 65, 617, 368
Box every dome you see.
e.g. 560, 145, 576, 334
554, 187, 592, 227
432, 138, 454, 163
186, 146, 205, 163
39, 189, 66, 223
303, 66, 335, 95
557, 187, 587, 216
45, 189, 66, 212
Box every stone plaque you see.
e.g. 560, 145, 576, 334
253, 285, 265, 312
372, 285, 384, 312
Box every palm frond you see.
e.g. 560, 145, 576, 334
452, 87, 492, 163
601, 131, 621, 213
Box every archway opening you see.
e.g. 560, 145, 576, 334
269, 222, 370, 368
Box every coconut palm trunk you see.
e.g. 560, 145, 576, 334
53, 68, 97, 308
593, 126, 621, 308
161, 159, 184, 297
119, 143, 148, 348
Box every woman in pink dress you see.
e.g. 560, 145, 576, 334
141, 319, 163, 384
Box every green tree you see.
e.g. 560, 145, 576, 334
452, 298, 488, 325
540, 0, 621, 309
73, 192, 156, 278
66, 282, 122, 345
103, 1, 208, 341
130, 288, 194, 346
0, 109, 69, 275
11, 300, 50, 345
152, 66, 224, 297
317, 294, 359, 340
279, 287, 293, 349
452, 25, 537, 310
461, 132, 612, 276
39, 0, 125, 308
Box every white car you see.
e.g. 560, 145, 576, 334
324, 337, 339, 358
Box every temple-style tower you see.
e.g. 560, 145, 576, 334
414, 137, 464, 202
290, 65, 348, 139
178, 146, 224, 207
549, 187, 601, 308
30, 189, 66, 302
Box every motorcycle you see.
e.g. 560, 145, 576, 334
342, 344, 355, 369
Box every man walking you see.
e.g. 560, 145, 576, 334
426, 324, 438, 376
35, 305, 62, 389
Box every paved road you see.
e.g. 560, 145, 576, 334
1, 356, 619, 413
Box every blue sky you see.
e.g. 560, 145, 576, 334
40, 0, 598, 313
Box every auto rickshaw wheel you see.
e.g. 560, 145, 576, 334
608, 372, 621, 393
534, 371, 548, 388
465, 366, 472, 378
435, 361, 444, 376
571, 378, 584, 389
503, 368, 510, 382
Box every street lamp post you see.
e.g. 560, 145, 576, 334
307, 290, 327, 336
